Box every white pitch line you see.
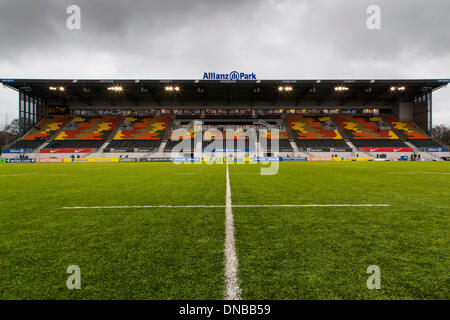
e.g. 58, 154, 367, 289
0, 172, 40, 177
61, 205, 226, 209
386, 171, 450, 175
231, 173, 260, 175
232, 204, 391, 207
61, 204, 391, 209
224, 162, 242, 300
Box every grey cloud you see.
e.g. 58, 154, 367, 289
0, 0, 449, 123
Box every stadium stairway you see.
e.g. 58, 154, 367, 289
331, 116, 351, 140
404, 140, 442, 161
97, 116, 126, 153
404, 141, 417, 149
35, 117, 74, 152
283, 117, 303, 156
344, 140, 371, 157
5, 117, 50, 151
162, 117, 175, 141
256, 119, 277, 129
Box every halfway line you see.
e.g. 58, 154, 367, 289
61, 204, 391, 209
224, 162, 242, 300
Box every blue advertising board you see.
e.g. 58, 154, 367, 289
2, 148, 34, 154
422, 147, 449, 152
5, 159, 36, 163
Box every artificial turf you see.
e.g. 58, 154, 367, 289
0, 161, 448, 299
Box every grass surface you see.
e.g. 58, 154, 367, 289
0, 161, 449, 299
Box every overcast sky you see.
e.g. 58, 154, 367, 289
0, 0, 449, 126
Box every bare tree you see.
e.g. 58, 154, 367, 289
430, 124, 450, 146
0, 131, 16, 147
4, 119, 20, 136
0, 119, 20, 147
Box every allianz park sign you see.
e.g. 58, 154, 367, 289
202, 71, 257, 80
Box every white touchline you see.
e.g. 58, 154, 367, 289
224, 162, 242, 300
61, 204, 391, 209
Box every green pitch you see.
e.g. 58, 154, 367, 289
0, 161, 448, 299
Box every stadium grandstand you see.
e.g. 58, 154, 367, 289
1, 78, 449, 161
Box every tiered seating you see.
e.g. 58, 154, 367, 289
335, 115, 398, 139
8, 140, 44, 150
164, 128, 197, 152
288, 116, 342, 139
386, 115, 429, 139
164, 123, 292, 153
408, 139, 444, 148
288, 116, 350, 151
9, 115, 69, 149
105, 116, 170, 152
203, 139, 254, 152
352, 140, 408, 148
51, 116, 121, 149
202, 127, 256, 152
259, 129, 292, 152
114, 116, 169, 140
295, 139, 351, 150
334, 115, 407, 149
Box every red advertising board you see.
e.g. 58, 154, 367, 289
361, 147, 413, 152
40, 148, 94, 153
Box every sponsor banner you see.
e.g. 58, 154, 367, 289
361, 147, 413, 153
6, 159, 36, 163
331, 157, 374, 162
305, 148, 352, 152
38, 158, 64, 163
203, 156, 249, 163
139, 158, 172, 162
421, 147, 449, 152
63, 158, 119, 163
119, 158, 137, 162
332, 148, 352, 152
0, 158, 6, 163
40, 148, 95, 154
348, 157, 374, 162
108, 148, 153, 153
172, 157, 201, 163
204, 148, 251, 152
308, 157, 333, 162
280, 157, 308, 162
2, 148, 34, 154
253, 157, 281, 162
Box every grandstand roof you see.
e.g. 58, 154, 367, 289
1, 78, 448, 107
